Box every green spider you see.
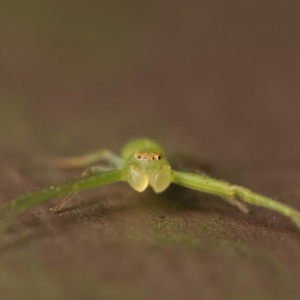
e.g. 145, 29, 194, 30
1, 137, 300, 232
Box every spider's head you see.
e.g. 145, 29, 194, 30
125, 151, 172, 193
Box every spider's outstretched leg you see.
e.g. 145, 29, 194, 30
55, 149, 124, 169
53, 165, 113, 212
221, 196, 250, 213
232, 185, 300, 228
172, 170, 300, 229
54, 149, 125, 212
170, 155, 248, 212
172, 171, 249, 213
0, 169, 125, 233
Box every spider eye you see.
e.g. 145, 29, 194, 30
157, 155, 162, 160
137, 154, 141, 159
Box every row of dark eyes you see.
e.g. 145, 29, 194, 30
137, 155, 162, 160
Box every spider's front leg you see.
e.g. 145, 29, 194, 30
232, 185, 300, 228
53, 149, 125, 212
53, 165, 114, 213
172, 170, 300, 229
172, 171, 249, 213
0, 168, 126, 233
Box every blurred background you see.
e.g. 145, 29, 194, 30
1, 1, 300, 300
1, 0, 299, 162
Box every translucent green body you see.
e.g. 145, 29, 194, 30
1, 137, 300, 233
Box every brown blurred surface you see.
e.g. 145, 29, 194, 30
1, 1, 300, 299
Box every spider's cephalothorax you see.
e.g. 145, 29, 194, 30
121, 138, 172, 193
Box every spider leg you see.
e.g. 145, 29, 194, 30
172, 170, 300, 229
232, 185, 300, 228
53, 165, 113, 213
172, 171, 249, 213
170, 156, 247, 212
55, 149, 124, 169
0, 169, 125, 233
221, 197, 250, 213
